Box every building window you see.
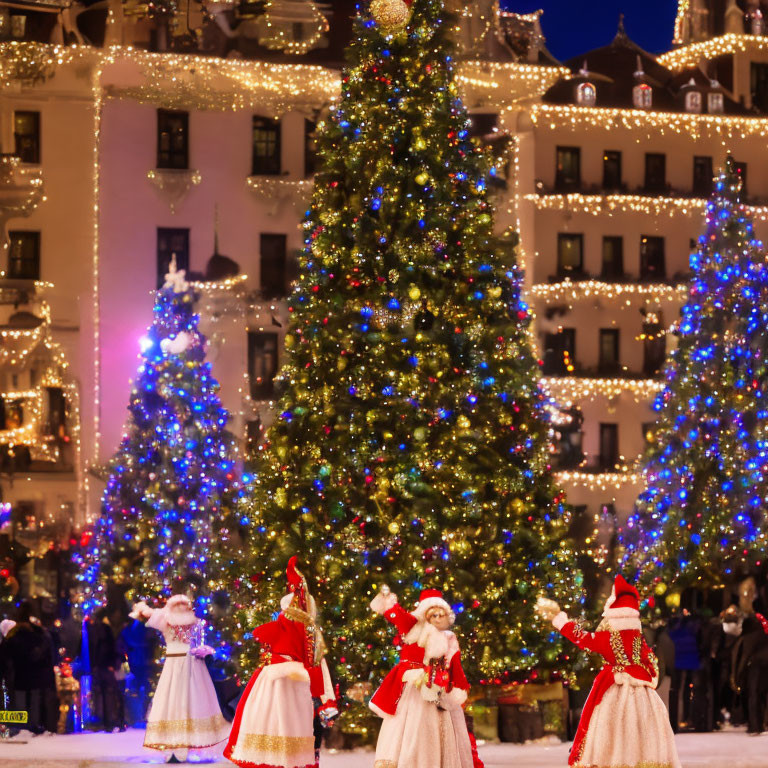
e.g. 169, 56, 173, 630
260, 233, 294, 298
7, 231, 40, 280
642, 315, 666, 376
576, 82, 596, 106
555, 146, 580, 191
157, 110, 188, 170
752, 62, 768, 112
633, 83, 653, 109
304, 119, 317, 177
14, 111, 40, 164
601, 236, 624, 280
693, 156, 713, 197
553, 405, 584, 470
157, 228, 190, 288
247, 330, 279, 400
602, 150, 622, 190
599, 423, 619, 470
640, 236, 666, 281
734, 160, 748, 197
252, 116, 281, 175
45, 386, 67, 439
644, 153, 666, 193
685, 90, 702, 113
468, 113, 499, 141
708, 91, 724, 113
598, 329, 620, 374
557, 233, 584, 278
542, 328, 576, 376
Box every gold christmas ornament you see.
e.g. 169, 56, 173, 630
370, 0, 411, 32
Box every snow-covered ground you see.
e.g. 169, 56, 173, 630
0, 728, 766, 767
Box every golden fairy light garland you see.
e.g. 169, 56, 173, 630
456, 61, 568, 101
529, 279, 688, 303
541, 376, 664, 404
659, 33, 768, 70
673, 0, 690, 45
0, 42, 341, 113
525, 102, 768, 141
555, 470, 643, 491
258, 0, 329, 56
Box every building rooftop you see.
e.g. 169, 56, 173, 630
543, 18, 748, 115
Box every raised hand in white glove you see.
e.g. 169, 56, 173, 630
370, 585, 398, 615
535, 596, 562, 623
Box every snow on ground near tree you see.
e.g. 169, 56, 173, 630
0, 728, 767, 767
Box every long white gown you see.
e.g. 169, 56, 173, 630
143, 608, 230, 751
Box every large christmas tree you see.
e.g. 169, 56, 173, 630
623, 158, 768, 588
232, 0, 581, 690
80, 259, 242, 637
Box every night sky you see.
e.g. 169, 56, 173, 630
499, 1, 679, 63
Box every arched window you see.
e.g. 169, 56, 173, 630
633, 83, 652, 109
576, 82, 596, 106
708, 91, 724, 113
685, 90, 702, 113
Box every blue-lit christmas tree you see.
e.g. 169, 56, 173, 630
623, 157, 768, 588
232, 0, 582, 695
80, 258, 241, 627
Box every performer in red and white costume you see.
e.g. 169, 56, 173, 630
536, 575, 681, 768
369, 586, 478, 768
224, 557, 337, 768
130, 594, 229, 754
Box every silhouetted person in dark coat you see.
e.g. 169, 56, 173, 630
0, 602, 57, 733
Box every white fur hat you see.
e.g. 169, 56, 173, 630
411, 589, 455, 624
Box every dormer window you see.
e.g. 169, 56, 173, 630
708, 91, 724, 113
576, 82, 596, 106
633, 83, 652, 109
685, 90, 702, 113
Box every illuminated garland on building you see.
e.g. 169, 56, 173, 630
529, 279, 688, 303
541, 376, 664, 404
257, 0, 330, 55
556, 470, 643, 491
526, 103, 768, 141
456, 60, 569, 104
659, 33, 768, 70
673, 0, 689, 45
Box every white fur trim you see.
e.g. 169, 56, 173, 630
370, 591, 398, 615
402, 668, 427, 685
368, 700, 390, 718
602, 606, 640, 619
280, 592, 317, 618
614, 671, 654, 688
603, 616, 642, 631
603, 585, 617, 610
260, 661, 310, 683
411, 596, 455, 624
164, 595, 197, 626
444, 631, 460, 662
552, 612, 569, 631
442, 687, 468, 709
403, 620, 449, 661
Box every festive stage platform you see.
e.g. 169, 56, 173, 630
0, 727, 765, 767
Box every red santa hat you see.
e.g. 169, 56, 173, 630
602, 574, 641, 630
280, 556, 317, 617
411, 588, 455, 624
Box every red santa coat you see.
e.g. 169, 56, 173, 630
369, 603, 470, 717
555, 617, 659, 766
225, 613, 333, 764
